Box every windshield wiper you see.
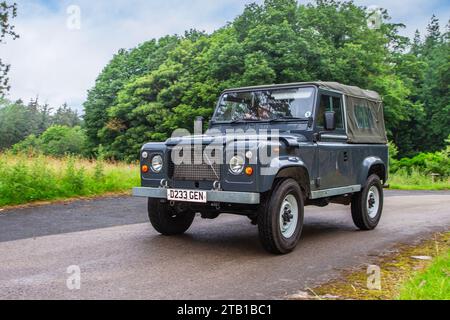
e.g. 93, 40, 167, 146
269, 116, 309, 123
228, 119, 260, 124
229, 119, 246, 124
216, 117, 307, 124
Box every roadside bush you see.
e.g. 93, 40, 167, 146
11, 134, 42, 155
0, 152, 139, 207
388, 141, 400, 173
387, 140, 449, 190
12, 125, 87, 157
396, 151, 449, 177
40, 125, 86, 156
390, 168, 449, 190
62, 157, 86, 193
390, 137, 449, 178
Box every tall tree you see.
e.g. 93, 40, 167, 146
83, 35, 180, 155
411, 29, 422, 56
393, 15, 450, 157
0, 1, 18, 96
424, 14, 441, 50
52, 103, 81, 127
419, 16, 449, 152
0, 99, 38, 149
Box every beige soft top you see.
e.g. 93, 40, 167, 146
315, 82, 382, 102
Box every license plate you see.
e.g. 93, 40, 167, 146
167, 189, 207, 203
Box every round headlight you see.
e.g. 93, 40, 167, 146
151, 155, 163, 173
229, 155, 245, 175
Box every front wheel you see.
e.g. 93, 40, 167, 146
258, 179, 304, 254
148, 199, 195, 235
351, 174, 384, 230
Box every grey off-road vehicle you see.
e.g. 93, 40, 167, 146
133, 82, 389, 254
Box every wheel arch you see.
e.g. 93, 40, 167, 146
274, 165, 311, 199
360, 157, 387, 184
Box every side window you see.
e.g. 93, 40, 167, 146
317, 94, 344, 130
354, 105, 374, 129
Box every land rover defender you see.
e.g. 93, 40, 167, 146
133, 82, 389, 254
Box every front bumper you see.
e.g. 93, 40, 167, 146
132, 187, 260, 204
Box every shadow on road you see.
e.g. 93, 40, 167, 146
137, 214, 358, 256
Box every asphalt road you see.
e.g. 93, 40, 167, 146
0, 190, 449, 300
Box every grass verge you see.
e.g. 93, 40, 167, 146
389, 169, 449, 191
291, 232, 449, 300
398, 249, 449, 300
0, 152, 140, 207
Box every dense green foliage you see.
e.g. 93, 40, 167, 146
12, 125, 86, 157
0, 98, 82, 151
390, 136, 450, 176
0, 153, 139, 207
82, 0, 449, 161
393, 16, 450, 157
83, 35, 180, 154
388, 137, 449, 189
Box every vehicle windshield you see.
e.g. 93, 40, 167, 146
213, 87, 316, 123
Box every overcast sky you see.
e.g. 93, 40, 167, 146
2, 0, 449, 113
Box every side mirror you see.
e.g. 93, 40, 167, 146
324, 111, 336, 131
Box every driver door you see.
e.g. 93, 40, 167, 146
315, 91, 351, 189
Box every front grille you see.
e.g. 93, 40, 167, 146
173, 163, 221, 181
170, 148, 221, 181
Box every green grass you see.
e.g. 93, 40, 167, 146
389, 168, 449, 191
398, 250, 450, 300
0, 152, 140, 207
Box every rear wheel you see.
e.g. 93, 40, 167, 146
351, 174, 384, 230
258, 179, 304, 254
148, 199, 195, 235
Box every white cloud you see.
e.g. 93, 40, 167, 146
2, 0, 259, 112
2, 0, 449, 113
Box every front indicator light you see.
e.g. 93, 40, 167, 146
245, 167, 254, 176
142, 165, 149, 173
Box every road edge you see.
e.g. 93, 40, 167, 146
287, 231, 449, 300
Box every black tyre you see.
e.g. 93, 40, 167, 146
351, 174, 384, 230
148, 199, 195, 235
258, 179, 304, 254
